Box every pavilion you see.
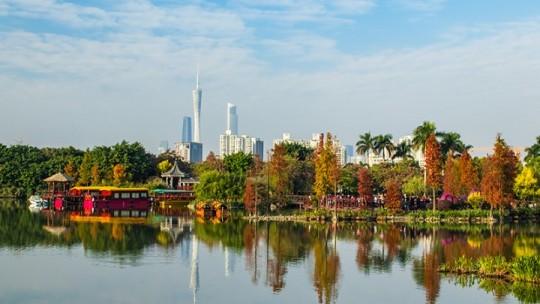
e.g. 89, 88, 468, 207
161, 161, 198, 190
43, 172, 74, 195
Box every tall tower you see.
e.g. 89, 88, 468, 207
226, 103, 238, 135
182, 116, 192, 142
192, 70, 202, 143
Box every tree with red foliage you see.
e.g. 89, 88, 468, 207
442, 153, 461, 202
459, 150, 478, 195
425, 134, 442, 210
357, 167, 373, 207
385, 179, 402, 212
270, 143, 290, 207
243, 178, 257, 215
481, 135, 519, 217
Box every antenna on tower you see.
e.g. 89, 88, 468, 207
196, 64, 200, 89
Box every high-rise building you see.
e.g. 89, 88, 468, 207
226, 103, 238, 135
219, 133, 264, 159
158, 140, 169, 155
192, 70, 202, 143
175, 142, 203, 163
182, 116, 192, 143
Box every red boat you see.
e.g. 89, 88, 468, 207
68, 186, 151, 217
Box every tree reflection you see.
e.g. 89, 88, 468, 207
312, 227, 340, 304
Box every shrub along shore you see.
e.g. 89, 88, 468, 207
439, 256, 540, 284
243, 208, 540, 223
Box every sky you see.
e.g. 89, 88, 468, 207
0, 0, 539, 155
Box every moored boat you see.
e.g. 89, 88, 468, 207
28, 195, 48, 211
68, 186, 152, 217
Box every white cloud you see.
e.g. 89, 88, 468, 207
0, 1, 539, 153
397, 0, 446, 12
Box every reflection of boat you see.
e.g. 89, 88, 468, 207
28, 195, 48, 211
151, 189, 195, 208
69, 213, 148, 224
194, 201, 228, 219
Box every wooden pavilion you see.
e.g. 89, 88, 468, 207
161, 161, 198, 190
43, 172, 74, 196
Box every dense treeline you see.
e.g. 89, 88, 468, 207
0, 141, 158, 196
2, 123, 539, 212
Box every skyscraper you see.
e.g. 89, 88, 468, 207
192, 70, 202, 143
182, 116, 192, 142
226, 103, 238, 135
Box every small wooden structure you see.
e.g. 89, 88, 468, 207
43, 172, 74, 195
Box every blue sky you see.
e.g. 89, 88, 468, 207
1, 0, 539, 155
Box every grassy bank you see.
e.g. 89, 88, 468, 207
439, 256, 540, 283
243, 207, 540, 223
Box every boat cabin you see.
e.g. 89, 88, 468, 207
69, 186, 151, 217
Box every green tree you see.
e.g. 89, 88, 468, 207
412, 121, 437, 154
356, 132, 375, 165
392, 141, 414, 161
438, 132, 466, 158
223, 152, 253, 176
525, 136, 540, 163
78, 152, 93, 186
373, 134, 394, 161
402, 175, 426, 197
339, 164, 359, 195
282, 142, 314, 161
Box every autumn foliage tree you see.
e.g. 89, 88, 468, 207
442, 153, 461, 202
357, 167, 373, 207
243, 178, 257, 214
113, 163, 126, 186
458, 150, 478, 195
314, 133, 339, 205
385, 179, 402, 212
270, 144, 290, 207
425, 134, 442, 210
481, 135, 519, 217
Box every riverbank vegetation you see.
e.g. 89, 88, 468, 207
440, 255, 540, 283
1, 123, 539, 220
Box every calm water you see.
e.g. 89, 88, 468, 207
0, 203, 539, 304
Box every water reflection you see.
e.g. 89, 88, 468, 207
0, 203, 539, 304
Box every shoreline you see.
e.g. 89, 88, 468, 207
242, 209, 540, 224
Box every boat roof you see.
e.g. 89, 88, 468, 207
71, 186, 148, 192
151, 189, 190, 193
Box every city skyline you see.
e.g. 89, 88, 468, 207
0, 1, 539, 154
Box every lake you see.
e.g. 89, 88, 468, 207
0, 203, 538, 304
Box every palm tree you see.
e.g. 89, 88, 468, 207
392, 141, 413, 161
412, 121, 437, 153
356, 132, 374, 165
374, 134, 394, 161
525, 136, 540, 163
412, 121, 437, 189
438, 132, 465, 158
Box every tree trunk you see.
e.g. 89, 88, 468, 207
432, 188, 436, 212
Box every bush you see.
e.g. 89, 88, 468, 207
512, 256, 540, 283
467, 192, 485, 209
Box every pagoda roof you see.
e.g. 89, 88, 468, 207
161, 161, 187, 178
44, 172, 74, 183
